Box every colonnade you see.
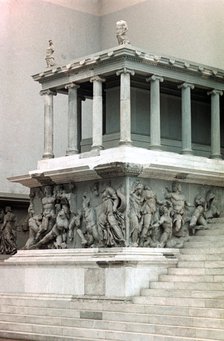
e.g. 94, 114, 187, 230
40, 70, 223, 160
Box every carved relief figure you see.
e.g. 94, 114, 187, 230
81, 193, 98, 246
165, 182, 188, 233
189, 194, 207, 235
129, 181, 144, 246
140, 186, 160, 246
23, 204, 42, 249
45, 40, 56, 68
205, 190, 220, 220
35, 185, 56, 241
68, 210, 87, 246
97, 186, 126, 247
116, 20, 130, 45
0, 206, 17, 254
155, 204, 173, 248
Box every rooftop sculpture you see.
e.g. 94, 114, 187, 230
116, 20, 130, 45
45, 40, 56, 68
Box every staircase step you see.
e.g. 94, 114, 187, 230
178, 254, 224, 261
150, 281, 224, 291
208, 217, 224, 224
168, 267, 224, 275
196, 227, 224, 236
159, 274, 224, 282
0, 328, 220, 341
132, 296, 224, 308
102, 310, 224, 329
5, 309, 224, 332
177, 261, 224, 268
0, 318, 223, 341
184, 240, 224, 248
180, 247, 224, 254
192, 235, 224, 241
140, 288, 224, 298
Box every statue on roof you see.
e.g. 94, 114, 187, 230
116, 20, 130, 45
45, 40, 56, 68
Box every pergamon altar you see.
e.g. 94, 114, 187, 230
1, 0, 224, 340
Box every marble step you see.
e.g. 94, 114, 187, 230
0, 329, 219, 341
150, 281, 224, 291
208, 217, 224, 224
177, 261, 224, 268
190, 235, 224, 241
132, 296, 224, 308
188, 234, 224, 244
177, 254, 224, 261
140, 288, 224, 298
159, 274, 224, 282
168, 267, 224, 275
196, 228, 224, 236
184, 240, 224, 248
1, 310, 224, 330
0, 318, 223, 341
180, 247, 224, 254
1, 296, 224, 319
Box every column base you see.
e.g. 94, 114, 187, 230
181, 149, 193, 155
210, 154, 222, 160
66, 149, 79, 156
119, 140, 133, 146
150, 144, 161, 151
91, 145, 104, 151
42, 153, 54, 159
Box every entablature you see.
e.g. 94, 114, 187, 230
32, 44, 224, 92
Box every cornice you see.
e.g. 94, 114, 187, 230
32, 44, 224, 86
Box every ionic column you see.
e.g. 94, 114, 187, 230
40, 89, 57, 159
178, 82, 194, 155
90, 76, 105, 150
65, 83, 80, 155
146, 75, 164, 150
208, 89, 223, 159
116, 68, 135, 145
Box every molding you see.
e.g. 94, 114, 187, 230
178, 82, 195, 90
207, 89, 223, 96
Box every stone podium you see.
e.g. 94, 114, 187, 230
7, 39, 224, 299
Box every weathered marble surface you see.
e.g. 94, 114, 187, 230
2, 247, 178, 297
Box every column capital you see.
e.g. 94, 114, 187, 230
116, 68, 135, 76
40, 89, 57, 96
178, 82, 194, 90
90, 75, 105, 83
146, 75, 164, 83
65, 82, 80, 90
207, 89, 223, 96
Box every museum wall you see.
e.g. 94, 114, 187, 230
1, 0, 224, 198
100, 0, 224, 69
0, 0, 100, 196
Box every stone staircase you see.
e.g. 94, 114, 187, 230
0, 218, 224, 340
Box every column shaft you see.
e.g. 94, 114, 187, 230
179, 83, 194, 154
209, 90, 223, 159
66, 84, 79, 155
117, 69, 135, 145
147, 75, 163, 149
90, 76, 105, 150
41, 90, 56, 159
